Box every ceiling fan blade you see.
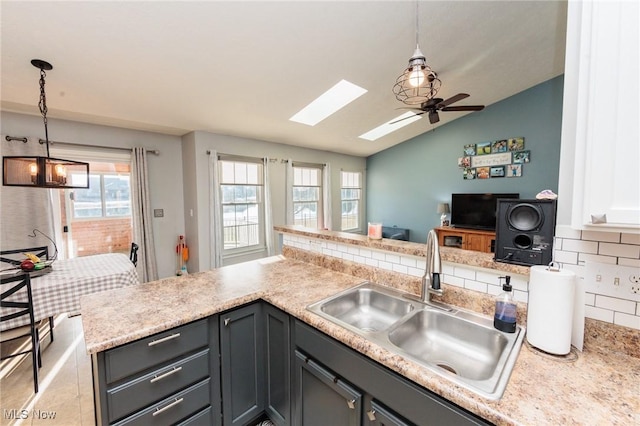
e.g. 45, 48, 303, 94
389, 111, 425, 125
437, 93, 470, 108
395, 107, 426, 111
428, 110, 440, 124
441, 105, 485, 112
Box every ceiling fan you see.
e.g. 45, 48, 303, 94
394, 93, 485, 125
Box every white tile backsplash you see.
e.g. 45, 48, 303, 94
554, 228, 640, 330
283, 227, 640, 330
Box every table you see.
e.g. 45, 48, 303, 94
1, 253, 138, 331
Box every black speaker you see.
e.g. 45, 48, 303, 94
495, 199, 557, 266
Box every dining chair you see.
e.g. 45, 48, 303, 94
1, 273, 42, 393
129, 242, 139, 267
0, 247, 55, 343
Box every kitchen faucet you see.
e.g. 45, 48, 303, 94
421, 229, 443, 303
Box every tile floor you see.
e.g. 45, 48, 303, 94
0, 315, 94, 425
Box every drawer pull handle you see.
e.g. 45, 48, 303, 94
148, 332, 181, 346
150, 366, 182, 383
347, 398, 356, 409
152, 397, 183, 416
367, 409, 377, 421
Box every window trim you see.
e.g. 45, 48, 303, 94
340, 170, 362, 232
292, 162, 324, 229
218, 156, 266, 256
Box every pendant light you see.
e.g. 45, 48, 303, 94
392, 2, 441, 105
2, 59, 89, 188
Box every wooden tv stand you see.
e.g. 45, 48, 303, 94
435, 226, 496, 253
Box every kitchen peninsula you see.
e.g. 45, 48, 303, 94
80, 228, 638, 425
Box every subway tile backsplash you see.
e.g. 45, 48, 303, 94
283, 226, 640, 331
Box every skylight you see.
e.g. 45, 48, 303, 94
358, 112, 421, 141
290, 80, 367, 126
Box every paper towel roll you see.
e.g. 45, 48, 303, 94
526, 265, 576, 355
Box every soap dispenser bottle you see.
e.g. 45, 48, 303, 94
494, 276, 516, 333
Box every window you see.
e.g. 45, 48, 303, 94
72, 164, 131, 219
219, 157, 264, 252
292, 164, 323, 228
340, 171, 361, 231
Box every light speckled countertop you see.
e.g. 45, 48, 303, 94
80, 256, 639, 426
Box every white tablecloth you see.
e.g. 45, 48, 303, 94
1, 253, 139, 331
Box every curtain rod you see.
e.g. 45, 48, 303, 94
41, 139, 159, 155
4, 135, 159, 155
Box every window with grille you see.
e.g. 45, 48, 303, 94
292, 164, 323, 228
340, 171, 361, 231
72, 163, 131, 219
219, 157, 264, 252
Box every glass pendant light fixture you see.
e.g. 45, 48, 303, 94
392, 2, 442, 105
3, 59, 89, 188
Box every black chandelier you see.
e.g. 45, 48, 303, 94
3, 59, 89, 189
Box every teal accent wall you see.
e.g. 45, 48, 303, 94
366, 76, 564, 243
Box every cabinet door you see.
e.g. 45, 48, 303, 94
293, 350, 362, 426
264, 304, 291, 426
220, 303, 265, 426
465, 234, 490, 253
365, 397, 412, 426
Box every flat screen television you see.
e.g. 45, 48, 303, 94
450, 193, 519, 231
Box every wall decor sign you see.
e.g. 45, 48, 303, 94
458, 137, 529, 180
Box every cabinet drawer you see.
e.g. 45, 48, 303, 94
112, 379, 210, 426
107, 349, 210, 423
105, 319, 208, 383
175, 407, 213, 425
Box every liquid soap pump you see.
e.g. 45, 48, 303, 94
494, 276, 516, 333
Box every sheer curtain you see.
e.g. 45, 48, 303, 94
284, 159, 294, 225
208, 151, 223, 268
322, 163, 332, 230
263, 157, 274, 256
131, 147, 158, 282
0, 136, 56, 253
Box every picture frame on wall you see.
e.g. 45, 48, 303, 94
508, 137, 525, 151
507, 164, 522, 177
490, 166, 505, 177
477, 167, 490, 179
513, 150, 531, 163
463, 144, 476, 156
463, 168, 476, 180
458, 156, 471, 168
491, 140, 508, 153
476, 141, 492, 155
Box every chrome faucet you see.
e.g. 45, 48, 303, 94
421, 229, 443, 303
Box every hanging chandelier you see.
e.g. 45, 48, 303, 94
392, 2, 441, 105
3, 59, 89, 189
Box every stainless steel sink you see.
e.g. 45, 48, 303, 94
307, 282, 525, 400
314, 283, 414, 332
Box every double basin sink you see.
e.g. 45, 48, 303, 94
306, 282, 525, 400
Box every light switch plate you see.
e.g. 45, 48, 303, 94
153, 209, 164, 218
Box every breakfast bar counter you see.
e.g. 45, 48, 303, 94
80, 256, 639, 425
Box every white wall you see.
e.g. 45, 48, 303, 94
0, 112, 186, 279
182, 131, 367, 271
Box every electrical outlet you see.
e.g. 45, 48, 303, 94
585, 262, 640, 302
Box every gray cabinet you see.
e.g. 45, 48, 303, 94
220, 302, 266, 425
93, 318, 219, 425
264, 303, 291, 425
293, 320, 490, 426
293, 350, 362, 426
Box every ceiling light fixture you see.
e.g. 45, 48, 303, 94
290, 80, 367, 126
3, 60, 89, 189
392, 1, 441, 105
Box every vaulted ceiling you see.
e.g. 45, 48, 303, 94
1, 1, 567, 157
